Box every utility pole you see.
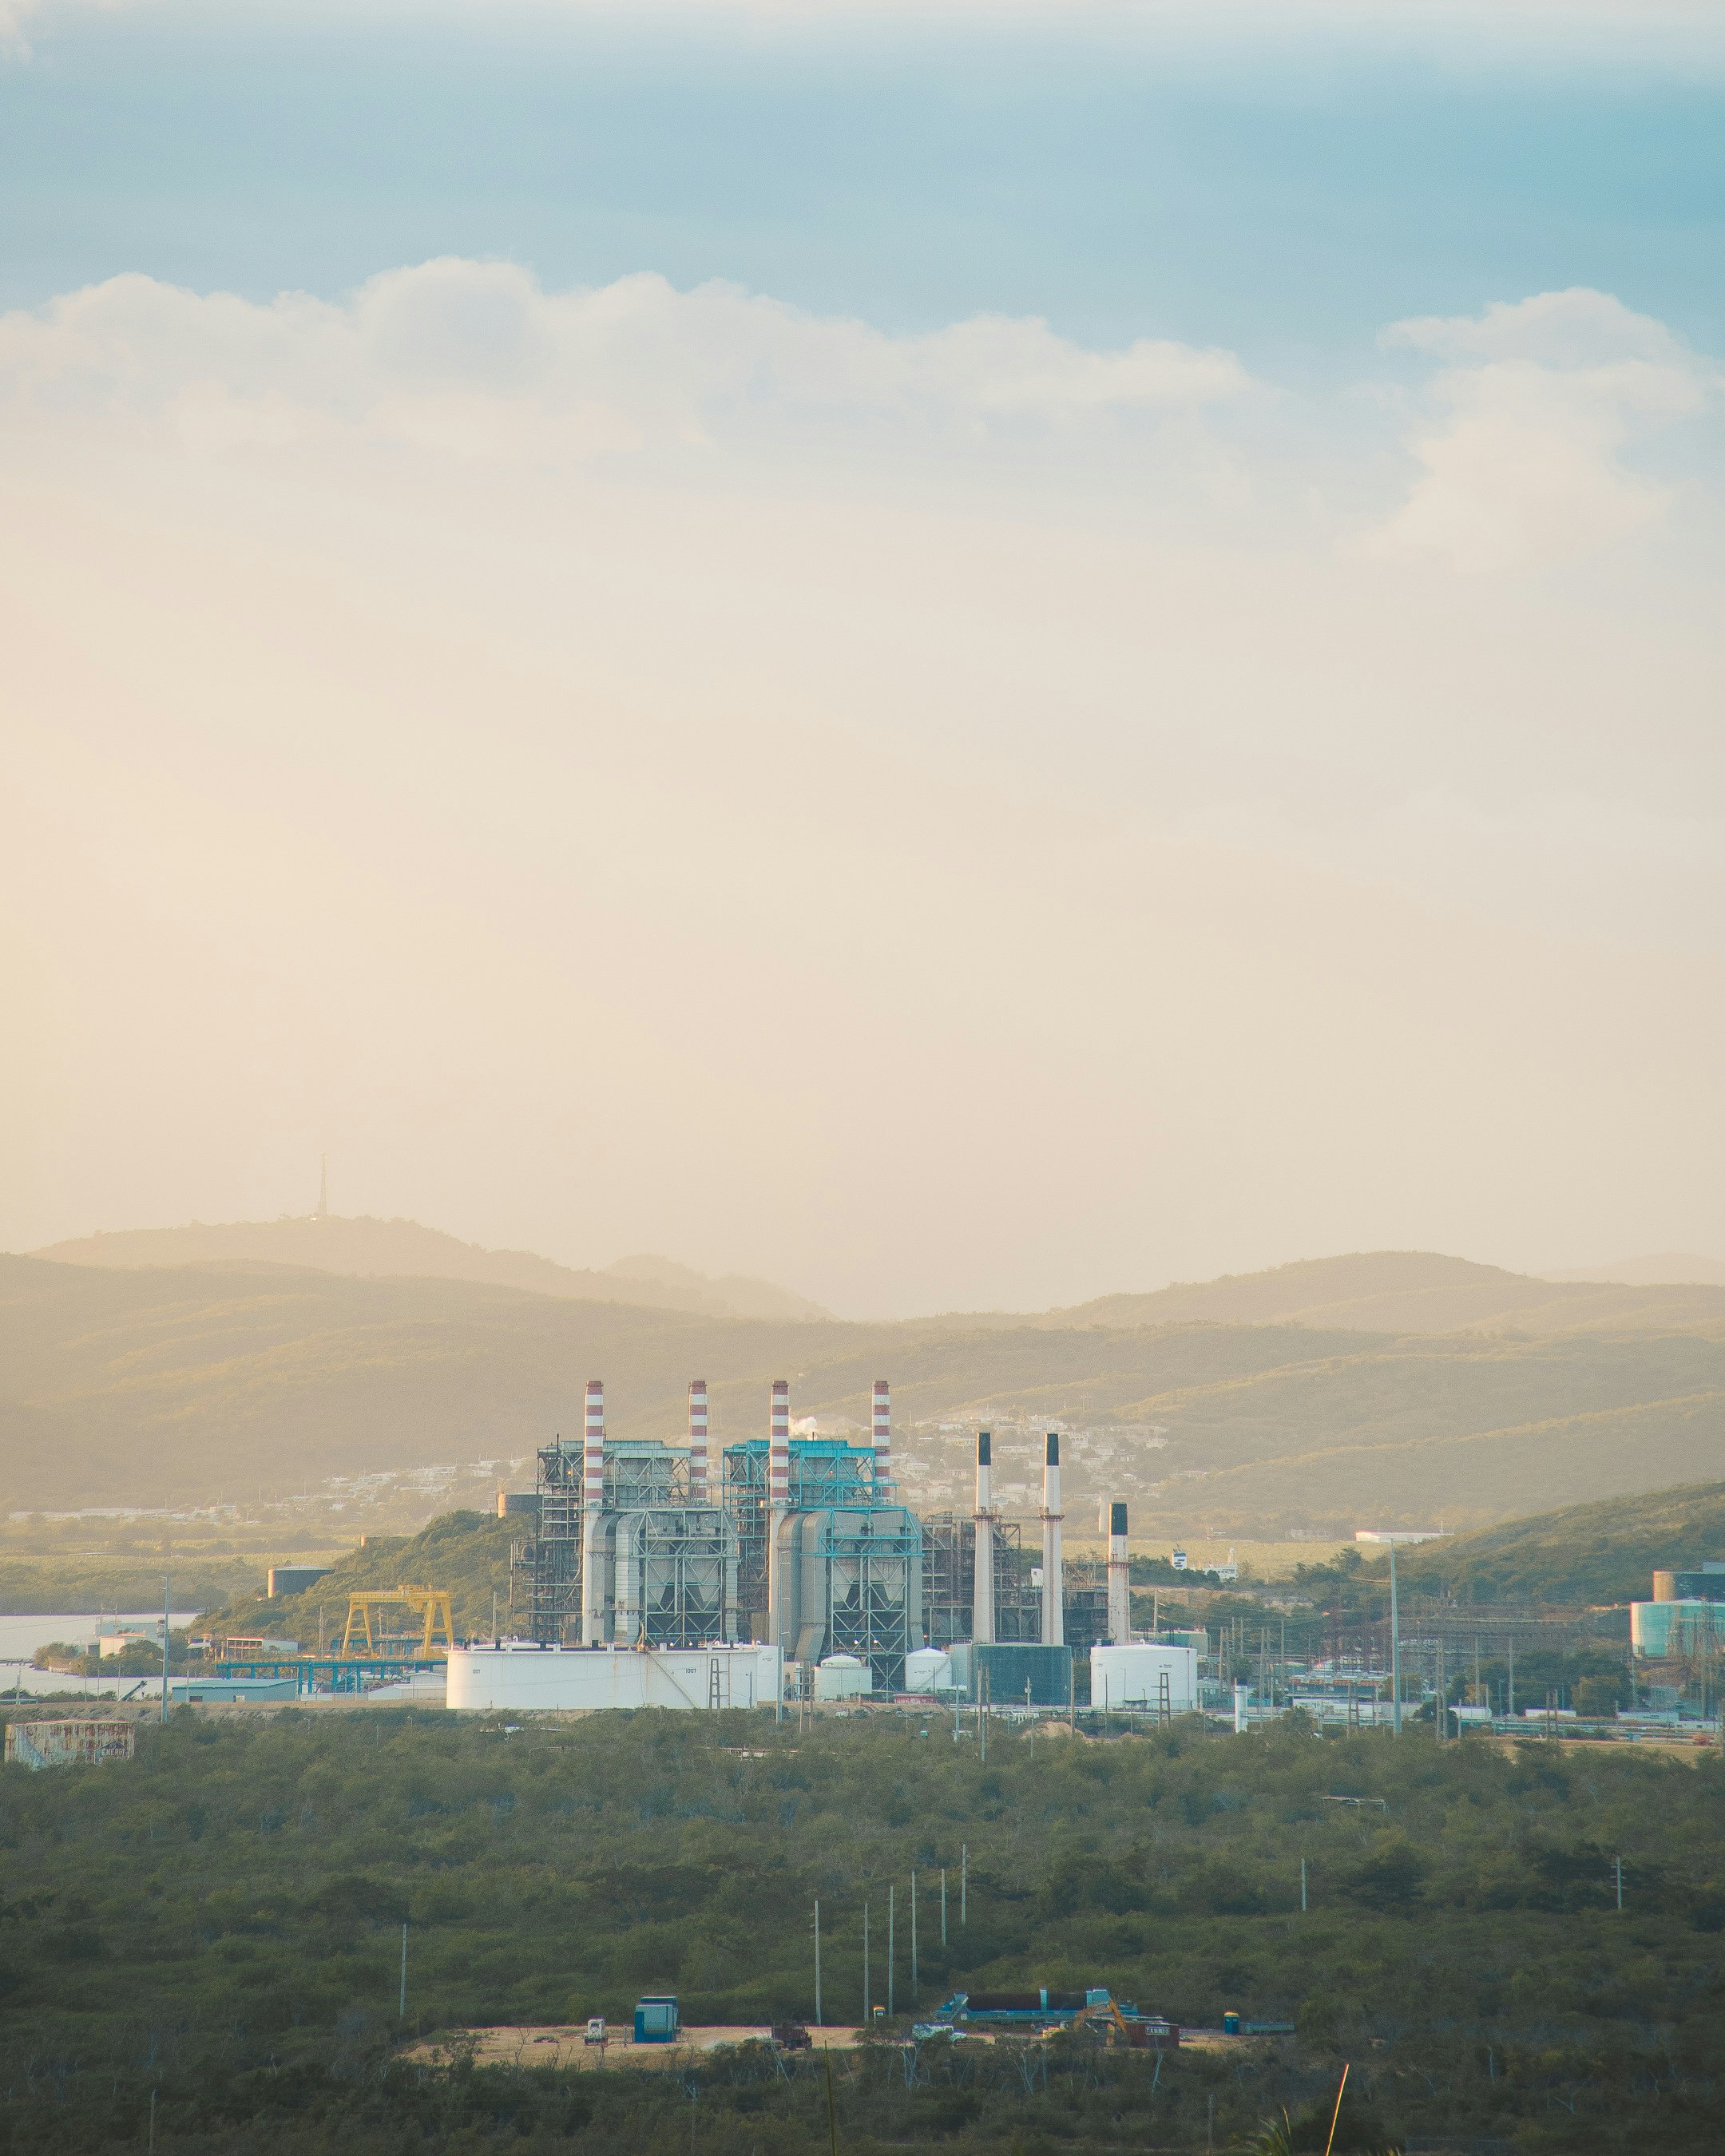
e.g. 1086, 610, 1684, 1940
1300, 1857, 1307, 1912
399, 1924, 407, 2018
961, 1844, 967, 1927
910, 1873, 918, 2001
1508, 1635, 1516, 1719
888, 1884, 895, 2018
161, 1577, 171, 1723
814, 1899, 823, 2023
1389, 1542, 1402, 1736
863, 1902, 870, 2024
1614, 1857, 1624, 1913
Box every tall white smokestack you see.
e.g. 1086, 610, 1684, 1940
688, 1379, 710, 1503
1106, 1499, 1130, 1645
581, 1379, 606, 1645
872, 1381, 892, 1498
1040, 1433, 1064, 1647
767, 1379, 791, 1649
972, 1431, 995, 1645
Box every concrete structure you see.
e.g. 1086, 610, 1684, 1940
973, 1432, 996, 1645
447, 1641, 783, 1711
1106, 1501, 1131, 1645
1040, 1433, 1064, 1647
1090, 1642, 1198, 1714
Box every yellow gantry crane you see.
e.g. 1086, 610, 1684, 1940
340, 1585, 454, 1659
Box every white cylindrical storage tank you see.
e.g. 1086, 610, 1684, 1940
1090, 1643, 1198, 1714
1234, 1682, 1251, 1733
904, 1646, 954, 1694
814, 1653, 872, 1701
446, 1643, 781, 1712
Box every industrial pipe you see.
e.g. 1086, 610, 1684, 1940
1106, 1499, 1130, 1645
973, 1431, 995, 1645
1040, 1433, 1064, 1647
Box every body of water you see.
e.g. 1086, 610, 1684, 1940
0, 1612, 202, 1699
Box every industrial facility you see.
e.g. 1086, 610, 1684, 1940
446, 1379, 1165, 1713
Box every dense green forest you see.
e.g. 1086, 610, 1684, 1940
2, 1706, 1722, 2152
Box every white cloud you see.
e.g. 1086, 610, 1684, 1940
0, 261, 1251, 466
1371, 287, 1715, 571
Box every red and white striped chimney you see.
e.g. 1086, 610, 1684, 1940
871, 1380, 892, 1498
766, 1379, 791, 1654
581, 1380, 607, 1645
688, 1379, 710, 1503
769, 1379, 791, 1508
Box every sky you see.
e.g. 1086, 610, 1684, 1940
3, 0, 1724, 1316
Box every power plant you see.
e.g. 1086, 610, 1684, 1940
460, 1377, 1142, 1713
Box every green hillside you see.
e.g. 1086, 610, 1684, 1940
4, 1252, 1725, 1538
1386, 1480, 1725, 1606
201, 1510, 516, 1643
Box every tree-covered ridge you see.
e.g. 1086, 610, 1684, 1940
1374, 1479, 1725, 1606
199, 1511, 518, 1646
0, 1709, 1722, 2150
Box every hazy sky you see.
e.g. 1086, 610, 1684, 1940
4, 0, 1724, 1316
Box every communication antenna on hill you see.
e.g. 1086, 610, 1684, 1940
314, 1154, 328, 1221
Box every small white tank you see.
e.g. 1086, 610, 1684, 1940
814, 1654, 872, 1701
904, 1647, 954, 1694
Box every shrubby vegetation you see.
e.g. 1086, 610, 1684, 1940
2, 1706, 1723, 2150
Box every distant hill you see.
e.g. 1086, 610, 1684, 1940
32, 1216, 831, 1324
1543, 1254, 1725, 1290
1047, 1250, 1725, 1336
4, 1252, 1725, 1537
1386, 1480, 1725, 1607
